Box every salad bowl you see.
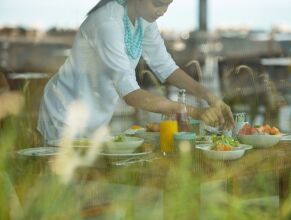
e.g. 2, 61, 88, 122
196, 143, 252, 160
48, 135, 144, 154
195, 135, 252, 160
104, 136, 144, 154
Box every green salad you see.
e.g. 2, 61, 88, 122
211, 135, 240, 147
113, 135, 125, 142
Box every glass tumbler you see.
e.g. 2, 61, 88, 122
159, 114, 178, 155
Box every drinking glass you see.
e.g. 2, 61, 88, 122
159, 114, 178, 155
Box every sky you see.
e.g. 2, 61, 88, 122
1, 0, 291, 32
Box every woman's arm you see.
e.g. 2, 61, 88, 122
124, 89, 178, 114
123, 88, 213, 121
166, 68, 217, 104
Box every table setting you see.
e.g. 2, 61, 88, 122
9, 112, 291, 220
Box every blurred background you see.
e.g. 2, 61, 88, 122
1, 0, 291, 134
1, 2, 291, 219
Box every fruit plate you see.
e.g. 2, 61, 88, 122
238, 134, 281, 148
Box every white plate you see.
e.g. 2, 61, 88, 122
17, 147, 60, 157
280, 135, 291, 142
196, 144, 252, 160
124, 128, 146, 135
97, 150, 152, 157
48, 137, 145, 154
47, 138, 108, 148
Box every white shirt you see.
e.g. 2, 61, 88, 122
38, 1, 178, 141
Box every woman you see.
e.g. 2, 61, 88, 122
38, 0, 234, 141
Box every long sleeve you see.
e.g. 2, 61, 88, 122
81, 18, 140, 97
142, 22, 179, 83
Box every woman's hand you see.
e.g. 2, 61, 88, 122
210, 100, 235, 129
199, 106, 222, 127
165, 69, 235, 128
194, 100, 234, 129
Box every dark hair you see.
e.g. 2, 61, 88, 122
87, 0, 115, 15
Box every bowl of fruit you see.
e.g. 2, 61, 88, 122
237, 123, 281, 148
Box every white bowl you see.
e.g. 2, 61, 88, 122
105, 136, 144, 154
47, 138, 97, 148
238, 134, 281, 148
196, 144, 252, 160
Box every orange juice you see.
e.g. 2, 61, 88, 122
160, 120, 178, 153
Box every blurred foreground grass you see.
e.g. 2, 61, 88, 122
0, 77, 291, 219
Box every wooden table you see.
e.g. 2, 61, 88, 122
64, 142, 291, 219
10, 140, 291, 219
